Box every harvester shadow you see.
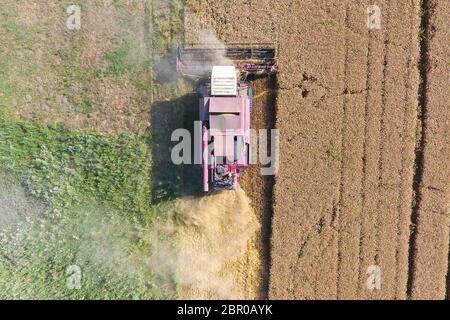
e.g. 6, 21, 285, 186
150, 92, 203, 204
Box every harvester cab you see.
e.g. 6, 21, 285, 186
177, 44, 278, 192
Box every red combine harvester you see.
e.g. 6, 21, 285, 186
177, 44, 277, 191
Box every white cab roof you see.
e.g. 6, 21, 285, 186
211, 66, 237, 96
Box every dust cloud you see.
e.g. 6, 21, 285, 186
0, 176, 259, 299
149, 187, 260, 299
0, 178, 47, 234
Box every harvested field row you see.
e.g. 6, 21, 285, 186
408, 0, 450, 300
240, 76, 277, 299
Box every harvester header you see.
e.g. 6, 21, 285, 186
177, 43, 278, 78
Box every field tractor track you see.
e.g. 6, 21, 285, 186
396, 0, 416, 298
407, 0, 450, 300
406, 0, 431, 297
336, 3, 351, 297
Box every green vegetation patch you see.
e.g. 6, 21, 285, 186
325, 147, 342, 162
0, 113, 175, 299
